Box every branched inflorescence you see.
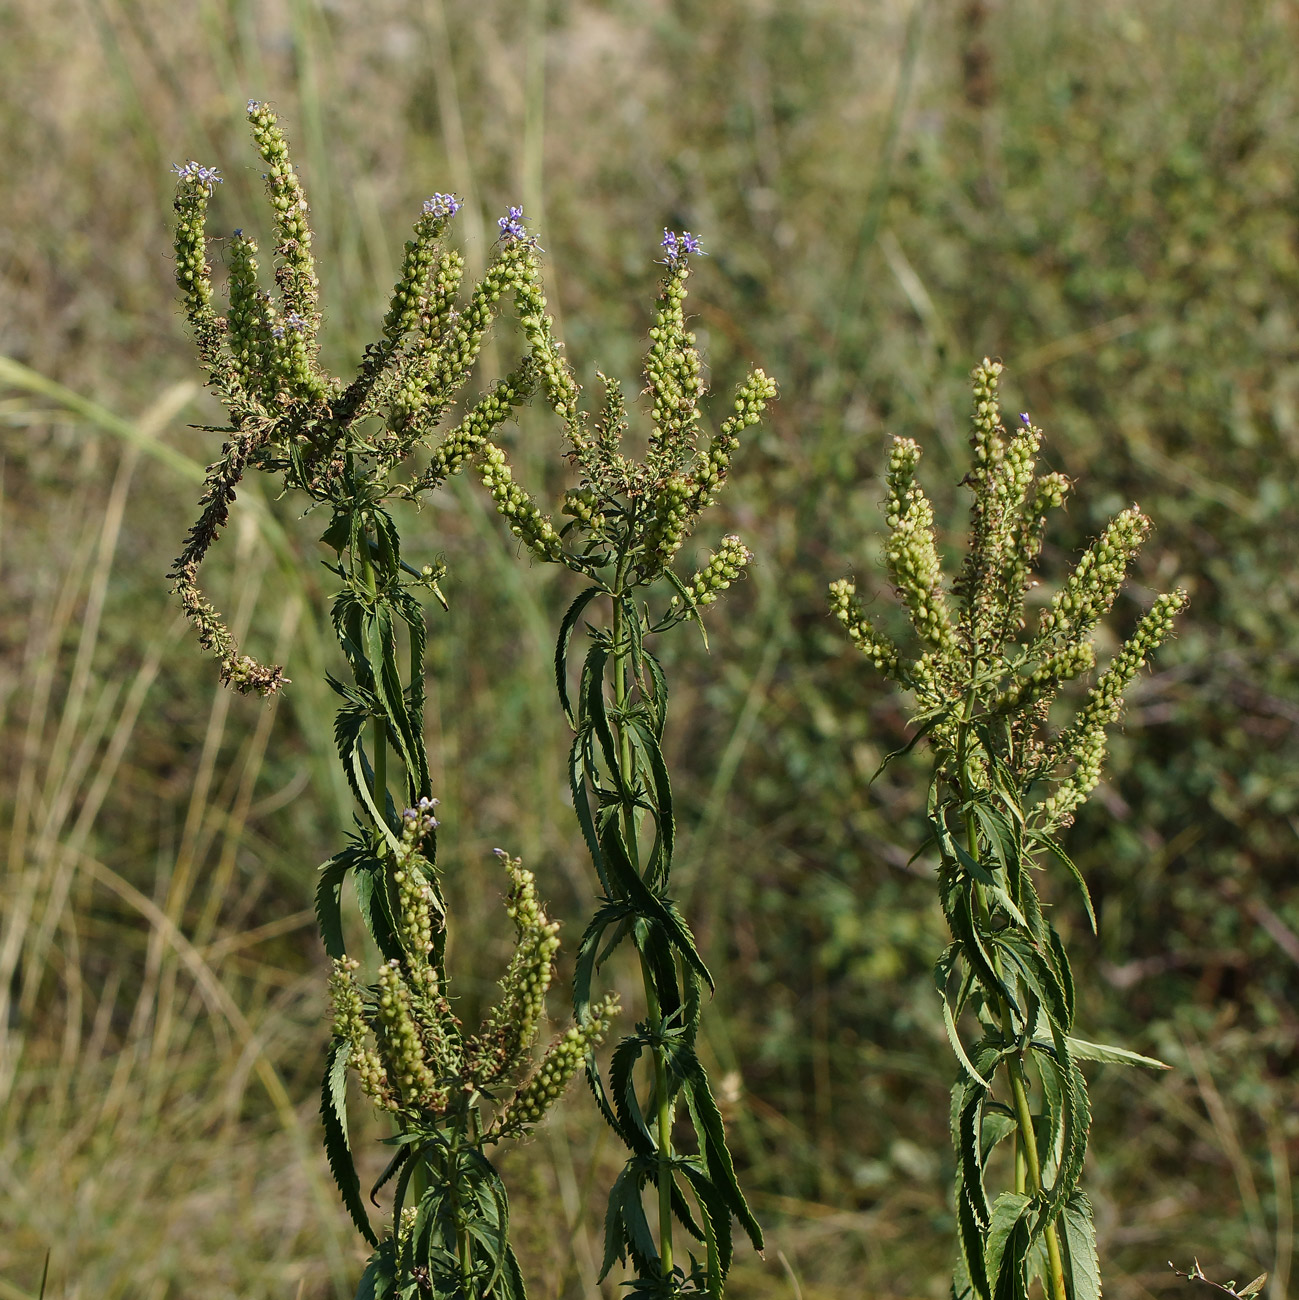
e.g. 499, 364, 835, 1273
169, 103, 557, 696
170, 106, 620, 1300
468, 227, 776, 1298
830, 359, 1185, 1300
327, 813, 617, 1132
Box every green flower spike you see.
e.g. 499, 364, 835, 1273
469, 227, 774, 1298
831, 359, 1186, 1300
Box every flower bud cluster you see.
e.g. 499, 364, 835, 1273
994, 640, 1097, 714
509, 248, 583, 430
689, 369, 777, 515
828, 579, 904, 680
1040, 725, 1107, 829
329, 958, 397, 1110
1034, 507, 1151, 654
955, 361, 1059, 655
218, 652, 288, 695
1004, 472, 1072, 626
1060, 590, 1188, 745
832, 363, 1184, 846
246, 101, 319, 340
645, 262, 705, 471
689, 535, 752, 607
420, 252, 464, 345
394, 865, 441, 995
382, 197, 461, 347
171, 166, 228, 384
490, 994, 620, 1139
377, 958, 447, 1112
884, 438, 958, 657
226, 234, 272, 389
411, 370, 535, 491
466, 851, 562, 1085
562, 487, 606, 530
171, 165, 215, 308
478, 443, 564, 562
642, 475, 694, 572
414, 246, 528, 411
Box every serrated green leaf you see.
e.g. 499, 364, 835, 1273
609, 1035, 656, 1155
681, 1051, 763, 1252
984, 1193, 1032, 1300
555, 585, 603, 727
599, 829, 713, 991
600, 1167, 631, 1280
643, 651, 669, 738
369, 1143, 410, 1208
1066, 1036, 1171, 1070
980, 1110, 1018, 1164
944, 994, 993, 1089
354, 1239, 397, 1300
620, 1164, 661, 1274
1061, 1192, 1101, 1300
321, 1039, 377, 1247
956, 1173, 992, 1300
662, 566, 710, 650
584, 642, 628, 796
570, 737, 612, 895
315, 848, 357, 959
628, 718, 675, 889
354, 865, 402, 962
679, 1161, 734, 1288
1030, 831, 1097, 933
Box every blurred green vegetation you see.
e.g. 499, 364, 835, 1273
1, 1, 1295, 1298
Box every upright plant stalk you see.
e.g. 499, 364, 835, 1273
469, 225, 776, 1298
830, 359, 1186, 1300
169, 105, 617, 1300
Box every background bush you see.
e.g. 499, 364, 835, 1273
2, 1, 1295, 1297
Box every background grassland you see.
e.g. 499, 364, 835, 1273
1, 1, 1296, 1297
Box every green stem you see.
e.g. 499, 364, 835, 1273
1007, 1057, 1068, 1300
956, 701, 1068, 1300
611, 589, 675, 1282
445, 1141, 474, 1293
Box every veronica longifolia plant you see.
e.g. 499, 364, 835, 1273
830, 360, 1186, 1300
170, 104, 616, 1300
461, 226, 775, 1298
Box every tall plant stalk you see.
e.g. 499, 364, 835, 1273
830, 359, 1186, 1300
169, 105, 616, 1299
463, 225, 776, 1297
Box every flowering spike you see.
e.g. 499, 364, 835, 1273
883, 437, 959, 660
245, 100, 326, 399
689, 534, 752, 607
488, 995, 620, 1140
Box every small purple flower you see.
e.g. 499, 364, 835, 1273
403, 795, 441, 835
171, 160, 223, 197
285, 311, 307, 333
423, 193, 461, 219
497, 205, 528, 243
660, 228, 705, 266
1019, 412, 1031, 427
247, 99, 261, 114
232, 228, 243, 238
270, 325, 286, 340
